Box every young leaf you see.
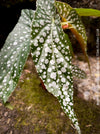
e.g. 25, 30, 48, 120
31, 0, 81, 133
75, 8, 100, 17
0, 9, 35, 103
55, 1, 90, 70
72, 65, 86, 79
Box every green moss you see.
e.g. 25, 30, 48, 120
74, 96, 100, 134
11, 73, 74, 134
10, 73, 100, 134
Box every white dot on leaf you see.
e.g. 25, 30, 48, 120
48, 68, 52, 72
40, 37, 44, 43
50, 60, 55, 65
45, 59, 49, 64
50, 72, 56, 80
61, 77, 66, 83
58, 71, 62, 75
13, 41, 17, 46
47, 79, 50, 82
55, 38, 59, 43
61, 67, 66, 73
65, 97, 70, 102
63, 91, 68, 96
52, 81, 56, 87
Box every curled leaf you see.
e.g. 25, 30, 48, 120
55, 1, 90, 71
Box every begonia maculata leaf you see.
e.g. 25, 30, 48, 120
0, 9, 35, 103
31, 0, 81, 133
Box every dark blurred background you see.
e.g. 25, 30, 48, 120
0, 0, 36, 49
0, 0, 100, 55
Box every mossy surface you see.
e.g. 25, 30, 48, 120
9, 72, 100, 134
10, 73, 76, 134
74, 96, 100, 134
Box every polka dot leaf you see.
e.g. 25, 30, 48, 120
72, 65, 86, 79
0, 9, 35, 103
31, 0, 81, 133
55, 1, 90, 70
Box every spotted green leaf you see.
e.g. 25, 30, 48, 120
72, 65, 86, 79
31, 0, 81, 133
55, 1, 90, 70
0, 9, 35, 103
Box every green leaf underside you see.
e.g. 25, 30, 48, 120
0, 9, 35, 103
55, 1, 90, 71
31, 0, 81, 133
75, 8, 100, 17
